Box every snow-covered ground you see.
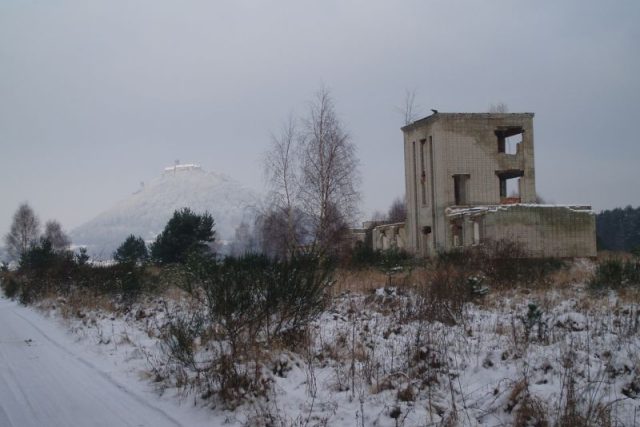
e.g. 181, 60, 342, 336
0, 297, 214, 427
3, 270, 640, 426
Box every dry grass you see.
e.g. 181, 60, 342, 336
331, 267, 424, 295
514, 394, 549, 427
548, 258, 595, 287
36, 289, 117, 319
597, 250, 637, 261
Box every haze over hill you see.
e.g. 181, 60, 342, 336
70, 164, 260, 259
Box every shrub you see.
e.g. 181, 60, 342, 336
159, 252, 333, 407
201, 253, 333, 348
15, 238, 76, 302
113, 235, 148, 265
19, 238, 73, 274
347, 245, 413, 270
437, 239, 564, 289
75, 247, 90, 266
417, 266, 469, 325
0, 273, 21, 299
520, 303, 546, 342
117, 264, 145, 302
162, 310, 206, 369
151, 208, 216, 264
589, 258, 640, 290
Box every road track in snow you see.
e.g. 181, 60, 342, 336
0, 298, 183, 427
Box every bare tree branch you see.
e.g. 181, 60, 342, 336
397, 88, 422, 125
43, 220, 71, 252
488, 102, 509, 113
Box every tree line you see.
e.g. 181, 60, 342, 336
596, 205, 640, 254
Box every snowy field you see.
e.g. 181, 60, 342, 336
2, 263, 640, 426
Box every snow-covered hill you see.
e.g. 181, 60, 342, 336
71, 164, 261, 259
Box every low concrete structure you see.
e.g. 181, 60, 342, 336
400, 112, 596, 257
372, 222, 406, 251
446, 204, 595, 258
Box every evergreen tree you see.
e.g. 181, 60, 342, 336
150, 208, 215, 264
113, 235, 148, 264
596, 205, 640, 252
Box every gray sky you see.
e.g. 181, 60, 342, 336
1, 0, 639, 237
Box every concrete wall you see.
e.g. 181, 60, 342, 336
372, 223, 406, 251
448, 205, 597, 258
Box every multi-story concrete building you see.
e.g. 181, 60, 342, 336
376, 112, 596, 258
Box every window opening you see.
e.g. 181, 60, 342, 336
504, 135, 521, 154
412, 141, 420, 250
473, 221, 480, 245
453, 174, 470, 205
497, 170, 524, 204
451, 221, 463, 247
495, 127, 523, 154
420, 140, 427, 205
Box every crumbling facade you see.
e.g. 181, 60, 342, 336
400, 112, 596, 258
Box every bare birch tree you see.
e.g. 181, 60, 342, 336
43, 220, 71, 252
262, 87, 360, 257
263, 116, 305, 257
397, 89, 421, 125
4, 203, 40, 260
300, 87, 360, 255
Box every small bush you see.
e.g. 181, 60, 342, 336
520, 303, 546, 342
417, 266, 469, 325
117, 264, 145, 302
158, 252, 333, 407
437, 239, 564, 289
75, 247, 90, 266
347, 245, 413, 271
0, 273, 21, 299
201, 253, 333, 348
589, 258, 640, 290
162, 311, 205, 369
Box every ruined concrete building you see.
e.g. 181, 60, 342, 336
371, 112, 596, 258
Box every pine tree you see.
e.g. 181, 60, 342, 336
113, 235, 148, 264
150, 208, 215, 264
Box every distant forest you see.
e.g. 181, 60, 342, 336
596, 205, 640, 253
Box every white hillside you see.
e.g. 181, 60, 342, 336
71, 164, 260, 258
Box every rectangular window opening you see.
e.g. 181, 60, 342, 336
504, 135, 521, 154
420, 140, 427, 205
412, 141, 420, 250
451, 220, 463, 247
453, 174, 470, 205
496, 127, 523, 154
497, 170, 523, 204
473, 221, 480, 245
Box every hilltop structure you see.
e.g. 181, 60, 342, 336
71, 164, 259, 258
370, 112, 596, 258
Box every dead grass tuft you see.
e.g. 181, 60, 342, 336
514, 394, 549, 427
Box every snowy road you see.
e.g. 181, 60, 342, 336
0, 298, 183, 427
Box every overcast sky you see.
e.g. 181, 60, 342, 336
1, 1, 639, 237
